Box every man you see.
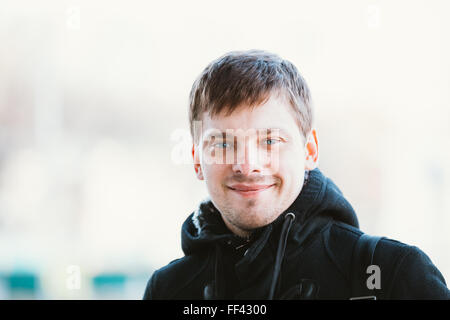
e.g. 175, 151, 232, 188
143, 49, 450, 299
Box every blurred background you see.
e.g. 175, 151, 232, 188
0, 0, 449, 299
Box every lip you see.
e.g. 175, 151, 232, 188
227, 184, 275, 198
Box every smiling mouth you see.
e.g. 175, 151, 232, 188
227, 184, 275, 197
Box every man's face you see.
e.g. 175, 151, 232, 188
192, 93, 318, 237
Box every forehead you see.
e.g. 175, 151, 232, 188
201, 94, 300, 139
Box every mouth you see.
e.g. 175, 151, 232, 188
227, 184, 275, 198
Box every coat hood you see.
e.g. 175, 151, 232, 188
181, 168, 359, 256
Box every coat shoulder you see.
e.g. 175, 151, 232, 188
322, 221, 413, 283
323, 221, 450, 299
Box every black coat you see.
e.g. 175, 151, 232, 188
143, 168, 450, 299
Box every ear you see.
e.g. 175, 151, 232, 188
304, 128, 319, 170
192, 144, 204, 180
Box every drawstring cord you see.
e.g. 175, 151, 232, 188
268, 212, 296, 300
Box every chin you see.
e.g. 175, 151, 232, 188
236, 214, 279, 230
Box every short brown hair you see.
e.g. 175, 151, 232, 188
188, 49, 313, 144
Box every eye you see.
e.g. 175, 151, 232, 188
263, 138, 280, 146
214, 142, 232, 149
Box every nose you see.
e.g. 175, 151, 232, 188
231, 137, 263, 175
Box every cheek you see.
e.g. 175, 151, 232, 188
273, 147, 303, 171
202, 164, 226, 187
275, 151, 305, 183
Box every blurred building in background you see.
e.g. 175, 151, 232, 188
0, 0, 449, 299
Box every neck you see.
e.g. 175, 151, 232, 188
221, 215, 253, 239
